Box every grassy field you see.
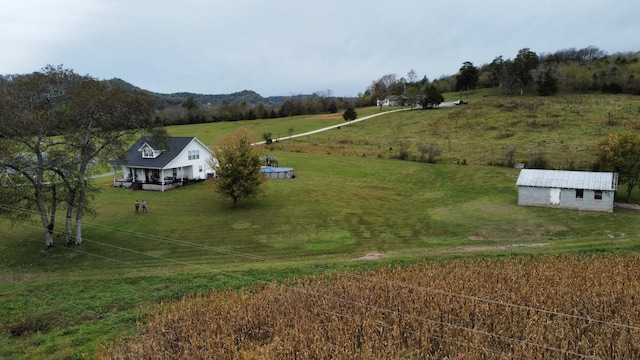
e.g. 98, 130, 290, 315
269, 93, 640, 169
1, 93, 640, 359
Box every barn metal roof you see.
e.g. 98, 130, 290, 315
516, 169, 618, 191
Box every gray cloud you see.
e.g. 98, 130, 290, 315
1, 0, 638, 96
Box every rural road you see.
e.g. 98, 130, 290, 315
254, 101, 463, 145
98, 104, 459, 178
253, 108, 405, 145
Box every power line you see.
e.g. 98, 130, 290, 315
4, 233, 600, 359
1, 204, 634, 358
2, 202, 639, 334
4, 201, 640, 334
3, 223, 609, 359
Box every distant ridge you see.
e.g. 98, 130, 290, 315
104, 78, 289, 109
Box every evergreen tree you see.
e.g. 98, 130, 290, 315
343, 106, 357, 122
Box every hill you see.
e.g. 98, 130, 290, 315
104, 78, 290, 109
266, 93, 640, 171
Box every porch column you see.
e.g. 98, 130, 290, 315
161, 169, 165, 192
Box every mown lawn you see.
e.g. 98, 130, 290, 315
1, 93, 640, 359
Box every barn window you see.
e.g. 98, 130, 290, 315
575, 189, 584, 199
594, 190, 603, 200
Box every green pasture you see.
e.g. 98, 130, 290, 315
165, 106, 390, 147
1, 93, 640, 359
271, 93, 640, 169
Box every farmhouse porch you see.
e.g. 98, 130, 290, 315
113, 166, 196, 191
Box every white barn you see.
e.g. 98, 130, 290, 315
516, 169, 618, 212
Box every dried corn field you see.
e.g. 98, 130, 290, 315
97, 255, 640, 359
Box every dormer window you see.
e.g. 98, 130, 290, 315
140, 143, 162, 159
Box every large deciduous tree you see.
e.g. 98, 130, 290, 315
0, 65, 77, 247
0, 65, 161, 247
596, 132, 640, 203
419, 85, 444, 109
370, 74, 397, 102
455, 61, 479, 96
514, 48, 540, 94
61, 79, 160, 245
211, 128, 267, 206
536, 57, 559, 96
488, 56, 506, 88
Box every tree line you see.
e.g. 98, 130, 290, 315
157, 92, 354, 126
355, 46, 640, 107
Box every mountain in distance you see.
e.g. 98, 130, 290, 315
105, 78, 289, 109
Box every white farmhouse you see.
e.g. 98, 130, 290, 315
113, 136, 216, 191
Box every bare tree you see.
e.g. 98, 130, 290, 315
407, 69, 418, 83
370, 73, 397, 101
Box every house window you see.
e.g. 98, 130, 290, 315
142, 148, 153, 158
575, 189, 584, 199
594, 190, 603, 200
199, 165, 203, 173
188, 150, 200, 160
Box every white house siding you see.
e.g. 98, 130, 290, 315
164, 140, 214, 180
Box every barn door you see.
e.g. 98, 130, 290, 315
549, 188, 561, 205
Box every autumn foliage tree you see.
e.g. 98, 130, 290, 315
211, 128, 267, 206
596, 132, 640, 202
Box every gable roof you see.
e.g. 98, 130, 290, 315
119, 136, 206, 169
516, 169, 618, 191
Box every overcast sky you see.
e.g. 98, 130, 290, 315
2, 0, 638, 97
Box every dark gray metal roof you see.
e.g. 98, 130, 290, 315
119, 136, 195, 169
516, 169, 618, 191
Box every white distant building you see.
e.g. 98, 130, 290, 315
516, 169, 618, 212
